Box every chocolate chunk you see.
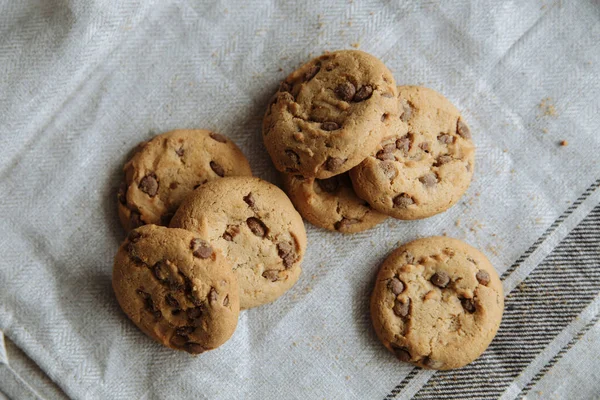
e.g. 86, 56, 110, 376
438, 134, 454, 144
325, 157, 344, 171
461, 298, 476, 313
277, 242, 295, 268
247, 217, 267, 237
430, 271, 450, 288
153, 260, 183, 290
190, 238, 213, 259
262, 270, 280, 282
280, 80, 293, 93
393, 193, 414, 208
434, 155, 453, 166
396, 136, 411, 154
170, 333, 188, 347
176, 326, 195, 336
139, 173, 158, 197
152, 261, 170, 283
184, 342, 206, 354
165, 294, 180, 308
457, 118, 471, 139
388, 277, 405, 295
210, 161, 225, 177
136, 290, 161, 319
335, 82, 356, 102
376, 143, 396, 161
176, 147, 185, 157
392, 346, 412, 362
286, 150, 300, 164
209, 287, 218, 303
128, 230, 142, 243
353, 85, 373, 102
243, 193, 255, 207
419, 141, 431, 153
393, 299, 410, 318
130, 211, 144, 229
334, 218, 359, 231
476, 270, 490, 286
381, 113, 388, 122
419, 172, 438, 187
222, 225, 240, 241
209, 132, 228, 143
400, 101, 412, 122
169, 182, 179, 190
321, 121, 340, 131
118, 182, 127, 204
186, 306, 203, 320
317, 176, 339, 192
304, 64, 320, 82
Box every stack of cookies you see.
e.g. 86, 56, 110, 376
263, 50, 503, 370
113, 129, 307, 354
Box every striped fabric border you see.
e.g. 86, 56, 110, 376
384, 179, 600, 399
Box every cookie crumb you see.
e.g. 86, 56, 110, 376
538, 97, 557, 117
560, 140, 568, 147
351, 42, 360, 48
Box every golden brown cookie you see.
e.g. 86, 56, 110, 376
282, 172, 387, 233
170, 177, 307, 309
263, 50, 398, 179
371, 236, 503, 370
118, 129, 252, 232
112, 225, 240, 354
350, 86, 475, 220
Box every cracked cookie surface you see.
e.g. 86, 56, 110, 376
350, 86, 475, 220
118, 129, 252, 232
371, 236, 503, 370
282, 172, 387, 233
112, 225, 240, 354
169, 177, 307, 309
263, 50, 398, 179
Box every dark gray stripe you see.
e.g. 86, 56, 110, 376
411, 203, 600, 399
383, 368, 419, 400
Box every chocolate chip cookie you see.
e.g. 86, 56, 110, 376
350, 86, 475, 220
282, 172, 387, 233
169, 177, 307, 309
112, 224, 240, 354
263, 50, 399, 179
371, 236, 503, 370
118, 129, 252, 232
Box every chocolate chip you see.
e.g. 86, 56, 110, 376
376, 143, 396, 161
222, 225, 240, 241
438, 134, 454, 144
476, 270, 490, 286
165, 294, 180, 308
190, 238, 213, 259
262, 270, 280, 282
317, 176, 339, 192
457, 118, 471, 139
419, 172, 438, 187
304, 64, 320, 82
280, 80, 293, 93
118, 182, 127, 204
210, 161, 225, 177
393, 193, 414, 208
139, 173, 158, 197
388, 277, 404, 295
400, 101, 412, 122
187, 306, 203, 320
431, 271, 450, 288
130, 211, 144, 228
393, 299, 410, 318
243, 193, 255, 207
334, 218, 359, 231
321, 121, 340, 131
381, 113, 388, 122
247, 217, 267, 237
434, 155, 453, 166
176, 326, 195, 336
136, 290, 161, 319
152, 310, 162, 320
223, 295, 229, 306
461, 298, 476, 313
396, 136, 411, 154
152, 261, 170, 283
286, 150, 300, 164
176, 147, 185, 157
128, 230, 142, 243
353, 85, 373, 102
325, 157, 344, 171
392, 346, 412, 362
335, 82, 356, 102
277, 242, 295, 268
210, 132, 227, 143
419, 141, 431, 153
184, 342, 205, 354
170, 333, 187, 347
209, 287, 218, 303
169, 182, 179, 189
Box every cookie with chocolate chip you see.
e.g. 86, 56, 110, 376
169, 176, 307, 309
371, 236, 503, 370
263, 50, 399, 179
282, 172, 387, 233
112, 225, 240, 354
350, 86, 475, 220
118, 129, 252, 232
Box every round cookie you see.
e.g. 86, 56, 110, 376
371, 236, 503, 370
112, 225, 240, 354
170, 176, 307, 309
118, 129, 252, 232
263, 50, 399, 179
350, 86, 475, 220
282, 172, 387, 233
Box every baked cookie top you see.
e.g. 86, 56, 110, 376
263, 50, 398, 179
371, 236, 504, 370
112, 225, 240, 354
282, 172, 387, 233
350, 86, 474, 220
170, 176, 307, 309
118, 129, 252, 232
